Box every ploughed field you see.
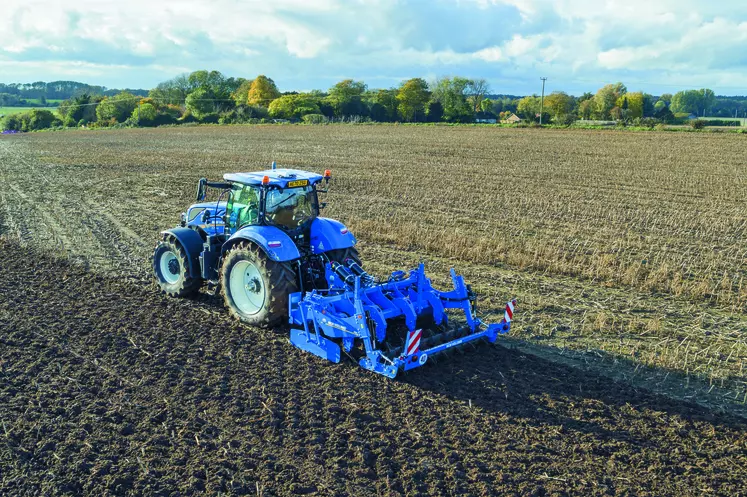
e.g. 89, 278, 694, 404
1, 126, 746, 495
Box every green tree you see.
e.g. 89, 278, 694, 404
58, 93, 99, 124
670, 90, 696, 114
617, 92, 644, 119
654, 100, 667, 112
325, 79, 367, 117
247, 76, 280, 107
654, 105, 675, 123
364, 89, 398, 122
149, 74, 191, 105
95, 92, 139, 123
543, 92, 575, 122
425, 100, 444, 122
578, 99, 594, 120
28, 109, 58, 129
642, 93, 655, 117
232, 79, 254, 106
396, 78, 430, 122
701, 88, 715, 115
517, 95, 542, 121
1, 113, 22, 131
480, 98, 494, 114
185, 87, 216, 118
467, 78, 490, 112
593, 83, 626, 119
268, 93, 321, 119
131, 103, 158, 125
184, 70, 234, 108
2, 109, 58, 131
187, 70, 210, 89
431, 77, 474, 122
671, 90, 696, 115
328, 79, 366, 101
669, 89, 715, 116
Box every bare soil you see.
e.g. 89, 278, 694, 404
1, 240, 746, 496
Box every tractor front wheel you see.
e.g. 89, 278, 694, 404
221, 242, 298, 327
153, 236, 201, 297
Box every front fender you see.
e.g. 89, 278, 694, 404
161, 227, 203, 278
222, 225, 300, 262
310, 217, 357, 254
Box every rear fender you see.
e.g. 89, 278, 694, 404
161, 227, 203, 278
221, 225, 300, 262
311, 217, 357, 255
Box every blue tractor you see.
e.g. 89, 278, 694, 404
153, 163, 516, 378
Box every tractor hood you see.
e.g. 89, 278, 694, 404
185, 201, 227, 236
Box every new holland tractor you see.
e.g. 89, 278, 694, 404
153, 163, 516, 378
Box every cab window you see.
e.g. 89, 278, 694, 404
226, 184, 260, 230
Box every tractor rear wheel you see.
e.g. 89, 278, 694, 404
153, 235, 201, 297
221, 242, 298, 327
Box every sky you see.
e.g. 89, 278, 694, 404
1, 0, 747, 96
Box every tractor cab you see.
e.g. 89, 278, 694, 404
222, 168, 328, 235
191, 167, 331, 239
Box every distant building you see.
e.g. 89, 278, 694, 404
475, 118, 497, 124
501, 113, 521, 124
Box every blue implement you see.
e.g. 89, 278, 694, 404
288, 259, 517, 378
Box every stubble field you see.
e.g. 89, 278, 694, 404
1, 125, 746, 495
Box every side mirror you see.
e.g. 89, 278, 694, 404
202, 209, 211, 222
196, 178, 207, 201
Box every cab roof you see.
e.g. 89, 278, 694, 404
223, 168, 324, 188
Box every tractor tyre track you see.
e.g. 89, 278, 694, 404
0, 139, 149, 275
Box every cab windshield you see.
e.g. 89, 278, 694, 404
265, 185, 318, 230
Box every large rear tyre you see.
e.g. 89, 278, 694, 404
153, 235, 201, 297
221, 242, 298, 327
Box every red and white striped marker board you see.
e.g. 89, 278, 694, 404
504, 300, 516, 323
406, 329, 422, 356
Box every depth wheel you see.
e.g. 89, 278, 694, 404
152, 235, 201, 297
221, 241, 298, 327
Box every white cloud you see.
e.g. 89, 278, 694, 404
473, 46, 504, 62
1, 0, 746, 94
503, 34, 542, 58
597, 47, 662, 70
0, 0, 337, 60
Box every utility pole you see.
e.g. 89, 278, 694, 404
539, 77, 547, 125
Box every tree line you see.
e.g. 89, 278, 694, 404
2, 70, 746, 132
0, 81, 147, 101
